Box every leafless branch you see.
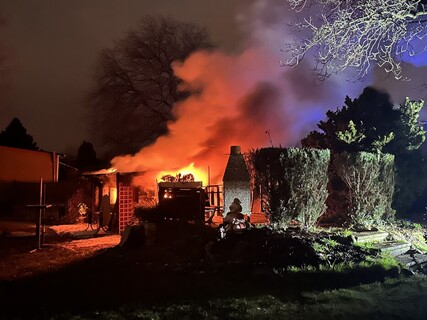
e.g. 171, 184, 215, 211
283, 0, 427, 81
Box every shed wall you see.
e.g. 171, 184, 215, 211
0, 146, 59, 182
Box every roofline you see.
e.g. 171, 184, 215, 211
0, 145, 64, 156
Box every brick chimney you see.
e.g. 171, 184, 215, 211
222, 146, 251, 216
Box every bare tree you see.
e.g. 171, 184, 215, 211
88, 16, 212, 157
283, 0, 427, 81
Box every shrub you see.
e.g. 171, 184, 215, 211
249, 148, 287, 227
251, 147, 330, 229
334, 151, 395, 228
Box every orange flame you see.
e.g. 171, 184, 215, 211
157, 163, 208, 186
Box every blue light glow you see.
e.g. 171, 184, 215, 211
399, 38, 427, 67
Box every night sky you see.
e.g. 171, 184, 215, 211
1, 0, 427, 156
0, 0, 252, 154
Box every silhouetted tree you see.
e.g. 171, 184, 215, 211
76, 141, 103, 172
302, 87, 427, 215
302, 87, 425, 155
88, 16, 213, 157
0, 117, 38, 150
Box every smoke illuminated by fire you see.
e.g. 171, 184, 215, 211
110, 0, 366, 189
111, 48, 293, 187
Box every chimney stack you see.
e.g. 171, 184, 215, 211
230, 145, 241, 155
222, 145, 251, 216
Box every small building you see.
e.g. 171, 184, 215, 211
0, 146, 59, 183
0, 146, 61, 220
222, 146, 251, 216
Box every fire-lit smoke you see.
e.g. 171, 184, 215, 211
112, 48, 294, 188
111, 0, 366, 189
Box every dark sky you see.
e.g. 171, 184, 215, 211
0, 0, 252, 154
0, 0, 426, 156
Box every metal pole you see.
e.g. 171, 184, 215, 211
217, 185, 221, 214
36, 177, 43, 250
265, 129, 274, 147
208, 166, 210, 186
41, 183, 46, 245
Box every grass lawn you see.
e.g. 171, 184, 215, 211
46, 276, 427, 320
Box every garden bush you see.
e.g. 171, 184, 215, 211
333, 151, 395, 228
251, 147, 330, 229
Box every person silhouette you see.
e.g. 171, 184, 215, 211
228, 198, 242, 214
223, 198, 245, 233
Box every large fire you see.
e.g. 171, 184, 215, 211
157, 163, 208, 185
110, 47, 292, 190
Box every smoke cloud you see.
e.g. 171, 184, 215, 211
111, 0, 367, 188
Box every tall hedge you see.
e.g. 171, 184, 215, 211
250, 148, 287, 227
251, 147, 330, 229
334, 151, 395, 227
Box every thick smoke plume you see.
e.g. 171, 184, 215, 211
111, 48, 291, 186
111, 0, 365, 189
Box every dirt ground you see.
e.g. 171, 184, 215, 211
0, 212, 267, 282
0, 220, 230, 318
0, 221, 121, 281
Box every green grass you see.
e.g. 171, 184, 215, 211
281, 252, 401, 274
47, 276, 427, 320
359, 253, 401, 272
353, 241, 380, 250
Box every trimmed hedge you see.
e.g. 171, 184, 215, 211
333, 151, 395, 227
251, 147, 330, 229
